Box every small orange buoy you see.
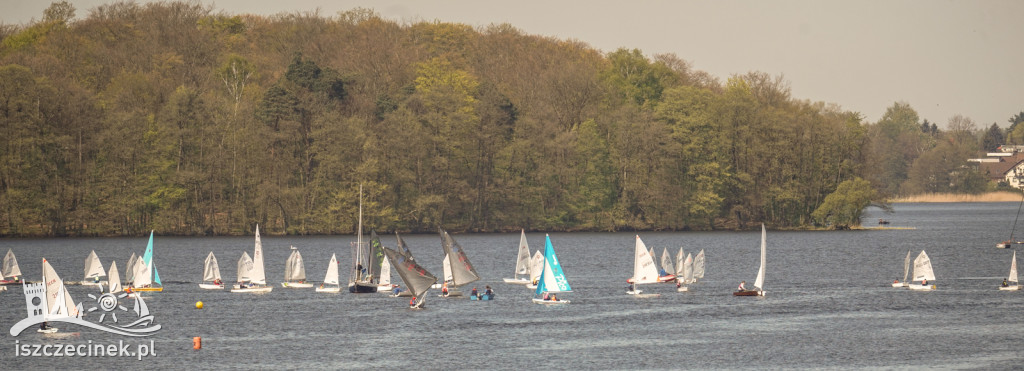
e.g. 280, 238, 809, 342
193, 336, 201, 350
195, 301, 203, 309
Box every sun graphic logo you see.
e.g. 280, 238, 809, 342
86, 289, 130, 324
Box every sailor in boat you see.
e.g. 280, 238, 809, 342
392, 285, 403, 295
355, 263, 364, 280
921, 279, 928, 285
40, 322, 51, 331
737, 281, 746, 291
319, 283, 324, 289
409, 297, 416, 307
471, 287, 478, 298
214, 278, 222, 286
441, 282, 449, 296
628, 283, 636, 292
542, 292, 549, 300
549, 293, 558, 301
676, 279, 682, 289
1003, 278, 1009, 287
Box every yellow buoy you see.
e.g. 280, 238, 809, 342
195, 301, 204, 309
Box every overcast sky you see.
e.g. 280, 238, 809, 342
4, 0, 1022, 128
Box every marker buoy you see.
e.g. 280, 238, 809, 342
195, 301, 203, 309
193, 336, 201, 350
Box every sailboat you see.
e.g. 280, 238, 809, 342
383, 245, 439, 308
123, 252, 137, 286
1000, 251, 1020, 290
129, 231, 162, 293
376, 248, 397, 292
891, 250, 911, 287
82, 250, 107, 286
108, 261, 122, 294
431, 253, 455, 289
693, 249, 705, 283
388, 233, 416, 296
659, 247, 677, 282
734, 224, 766, 296
1, 248, 23, 285
526, 250, 544, 289
199, 251, 224, 289
316, 253, 342, 293
677, 253, 694, 292
233, 226, 273, 293
367, 231, 395, 292
282, 246, 312, 288
628, 242, 673, 285
39, 258, 83, 333
438, 228, 481, 298
627, 236, 662, 297
998, 193, 1024, 248
348, 186, 378, 293
907, 250, 936, 291
532, 234, 572, 304
503, 229, 533, 284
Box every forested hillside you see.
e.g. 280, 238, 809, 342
0, 2, 1009, 236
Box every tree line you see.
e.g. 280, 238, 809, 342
0, 2, 1018, 236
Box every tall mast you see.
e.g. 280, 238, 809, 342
357, 184, 364, 270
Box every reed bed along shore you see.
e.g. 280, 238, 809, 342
889, 191, 1022, 203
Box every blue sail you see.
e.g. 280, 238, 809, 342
142, 231, 161, 285
535, 234, 571, 296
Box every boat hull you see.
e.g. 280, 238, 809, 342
348, 282, 378, 293
532, 298, 570, 305
0, 279, 22, 285
627, 275, 677, 284
231, 286, 273, 293
733, 290, 764, 296
677, 286, 689, 292
891, 282, 908, 288
999, 285, 1020, 291
38, 328, 58, 334
130, 287, 163, 292
315, 286, 341, 293
198, 283, 224, 290
281, 282, 314, 288
503, 277, 530, 285
470, 294, 495, 301
907, 284, 935, 291
438, 289, 463, 297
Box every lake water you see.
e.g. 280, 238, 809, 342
2, 202, 1023, 369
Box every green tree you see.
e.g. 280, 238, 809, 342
811, 177, 882, 229
981, 123, 1005, 152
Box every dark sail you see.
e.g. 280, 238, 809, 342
383, 246, 437, 299
439, 227, 480, 287
395, 232, 415, 261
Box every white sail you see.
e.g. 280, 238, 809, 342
42, 259, 79, 318
529, 250, 544, 284
379, 253, 391, 286
694, 249, 706, 279
912, 250, 935, 282
649, 247, 660, 273
84, 250, 105, 280
660, 247, 675, 276
323, 253, 340, 285
3, 249, 21, 278
902, 250, 911, 283
133, 256, 151, 287
514, 229, 532, 278
442, 253, 453, 283
252, 225, 266, 285
683, 253, 694, 283
124, 252, 137, 284
203, 251, 221, 282
633, 236, 661, 284
284, 248, 306, 282
753, 224, 766, 290
675, 248, 685, 277
237, 252, 253, 283
1010, 251, 1019, 284
108, 261, 122, 293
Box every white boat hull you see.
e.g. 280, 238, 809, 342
628, 291, 661, 298
315, 286, 341, 293
677, 286, 689, 292
438, 289, 463, 297
999, 285, 1020, 291
231, 285, 273, 293
532, 298, 570, 305
281, 282, 314, 288
907, 284, 935, 291
891, 282, 908, 288
198, 283, 224, 290
503, 277, 530, 285
377, 284, 397, 292
37, 327, 58, 334
526, 283, 537, 289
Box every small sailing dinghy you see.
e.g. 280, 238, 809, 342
526, 250, 544, 289
123, 252, 137, 287
503, 229, 533, 284
232, 226, 272, 293
1000, 251, 1020, 291
891, 250, 911, 288
199, 251, 224, 289
282, 246, 312, 288
438, 228, 481, 298
369, 232, 397, 292
39, 258, 83, 333
734, 224, 766, 296
383, 246, 438, 309
1, 248, 23, 285
82, 250, 107, 287
128, 231, 163, 293
907, 250, 936, 291
348, 186, 379, 293
108, 261, 122, 294
388, 233, 416, 297
693, 249, 705, 283
532, 234, 572, 305
316, 253, 342, 293
677, 253, 694, 292
627, 236, 661, 297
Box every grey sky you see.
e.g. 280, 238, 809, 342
4, 0, 1022, 128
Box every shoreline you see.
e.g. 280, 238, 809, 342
889, 191, 1022, 203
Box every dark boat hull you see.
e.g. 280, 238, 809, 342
733, 290, 761, 296
348, 282, 378, 293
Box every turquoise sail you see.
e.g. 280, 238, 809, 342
142, 231, 161, 285
534, 234, 571, 296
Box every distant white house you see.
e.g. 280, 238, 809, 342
974, 150, 1024, 189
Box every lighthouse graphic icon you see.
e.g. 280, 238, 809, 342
9, 259, 161, 337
